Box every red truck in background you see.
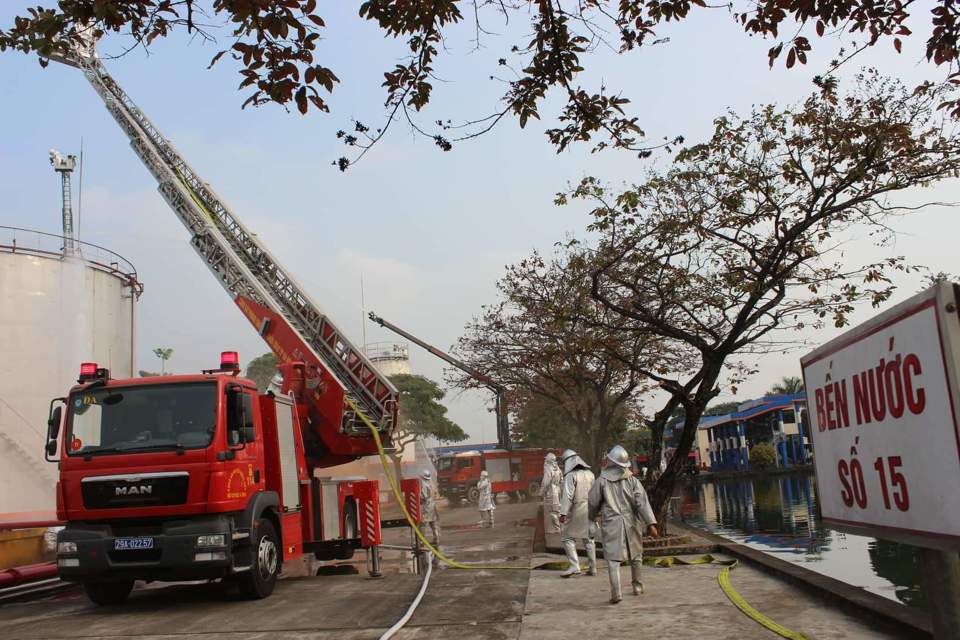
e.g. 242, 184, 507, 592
436, 448, 556, 503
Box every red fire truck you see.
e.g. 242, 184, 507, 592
43, 44, 419, 605
436, 448, 554, 503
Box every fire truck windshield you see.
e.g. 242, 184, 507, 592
437, 457, 454, 472
66, 382, 217, 457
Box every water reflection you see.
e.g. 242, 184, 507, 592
678, 471, 925, 609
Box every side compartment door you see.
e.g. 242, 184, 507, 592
273, 398, 301, 512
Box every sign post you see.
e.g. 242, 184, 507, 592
801, 282, 960, 637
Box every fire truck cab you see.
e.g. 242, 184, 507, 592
46, 354, 386, 605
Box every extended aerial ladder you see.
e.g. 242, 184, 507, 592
52, 38, 398, 467
368, 312, 511, 449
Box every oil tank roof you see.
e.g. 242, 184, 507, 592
0, 225, 141, 293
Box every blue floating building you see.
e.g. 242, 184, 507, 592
696, 393, 810, 472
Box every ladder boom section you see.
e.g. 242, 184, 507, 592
67, 50, 398, 443
368, 312, 511, 449
367, 312, 501, 391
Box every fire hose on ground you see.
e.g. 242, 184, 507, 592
346, 397, 809, 640
377, 550, 433, 640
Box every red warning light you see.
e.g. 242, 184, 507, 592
78, 362, 100, 382
220, 351, 240, 369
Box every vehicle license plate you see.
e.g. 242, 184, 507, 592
114, 537, 154, 550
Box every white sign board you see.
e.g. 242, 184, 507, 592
801, 282, 960, 550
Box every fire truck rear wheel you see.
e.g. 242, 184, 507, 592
84, 579, 134, 606
334, 504, 357, 560
526, 480, 541, 500
466, 484, 480, 504
239, 518, 279, 599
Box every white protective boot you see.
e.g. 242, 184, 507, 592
560, 538, 582, 578
585, 538, 597, 576
607, 559, 622, 604
630, 557, 644, 595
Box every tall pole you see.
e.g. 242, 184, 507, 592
49, 149, 78, 256
361, 274, 367, 349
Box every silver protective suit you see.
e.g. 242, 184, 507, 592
420, 475, 440, 545
478, 474, 495, 527
588, 463, 657, 600
559, 461, 597, 575
540, 456, 562, 533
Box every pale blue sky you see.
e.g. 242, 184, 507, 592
1, 3, 956, 442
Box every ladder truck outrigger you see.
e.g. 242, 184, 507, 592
41, 37, 422, 605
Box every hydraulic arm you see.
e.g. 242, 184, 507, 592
53, 40, 398, 467
367, 312, 510, 449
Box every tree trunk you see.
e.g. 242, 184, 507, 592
648, 365, 723, 534
388, 451, 404, 490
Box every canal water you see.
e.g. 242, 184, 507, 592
676, 470, 926, 609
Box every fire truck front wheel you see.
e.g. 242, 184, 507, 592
238, 518, 279, 599
84, 579, 134, 606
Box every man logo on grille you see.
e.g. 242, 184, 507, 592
116, 485, 152, 496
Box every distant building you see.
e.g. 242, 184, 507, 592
698, 393, 809, 472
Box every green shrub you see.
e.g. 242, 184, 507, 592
749, 442, 777, 469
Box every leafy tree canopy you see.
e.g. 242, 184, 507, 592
5, 2, 960, 168
623, 426, 653, 458
510, 393, 580, 449
452, 244, 667, 467
390, 373, 468, 446
563, 70, 960, 518
244, 352, 278, 392
705, 401, 741, 417
511, 390, 637, 457
769, 376, 804, 395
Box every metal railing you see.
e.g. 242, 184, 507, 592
0, 225, 142, 296
365, 342, 410, 361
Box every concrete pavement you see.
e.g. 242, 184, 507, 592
521, 551, 912, 639
0, 499, 535, 640
0, 497, 930, 639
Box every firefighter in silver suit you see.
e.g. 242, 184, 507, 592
588, 445, 659, 604
559, 449, 597, 578
420, 469, 440, 546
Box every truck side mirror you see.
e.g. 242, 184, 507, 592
45, 401, 64, 462
47, 405, 62, 440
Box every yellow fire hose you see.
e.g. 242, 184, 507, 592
356, 368, 813, 640
348, 396, 525, 570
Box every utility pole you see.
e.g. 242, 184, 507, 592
49, 149, 78, 256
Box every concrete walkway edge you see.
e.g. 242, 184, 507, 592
669, 520, 932, 638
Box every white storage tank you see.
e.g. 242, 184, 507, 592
364, 342, 411, 377
0, 226, 141, 514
